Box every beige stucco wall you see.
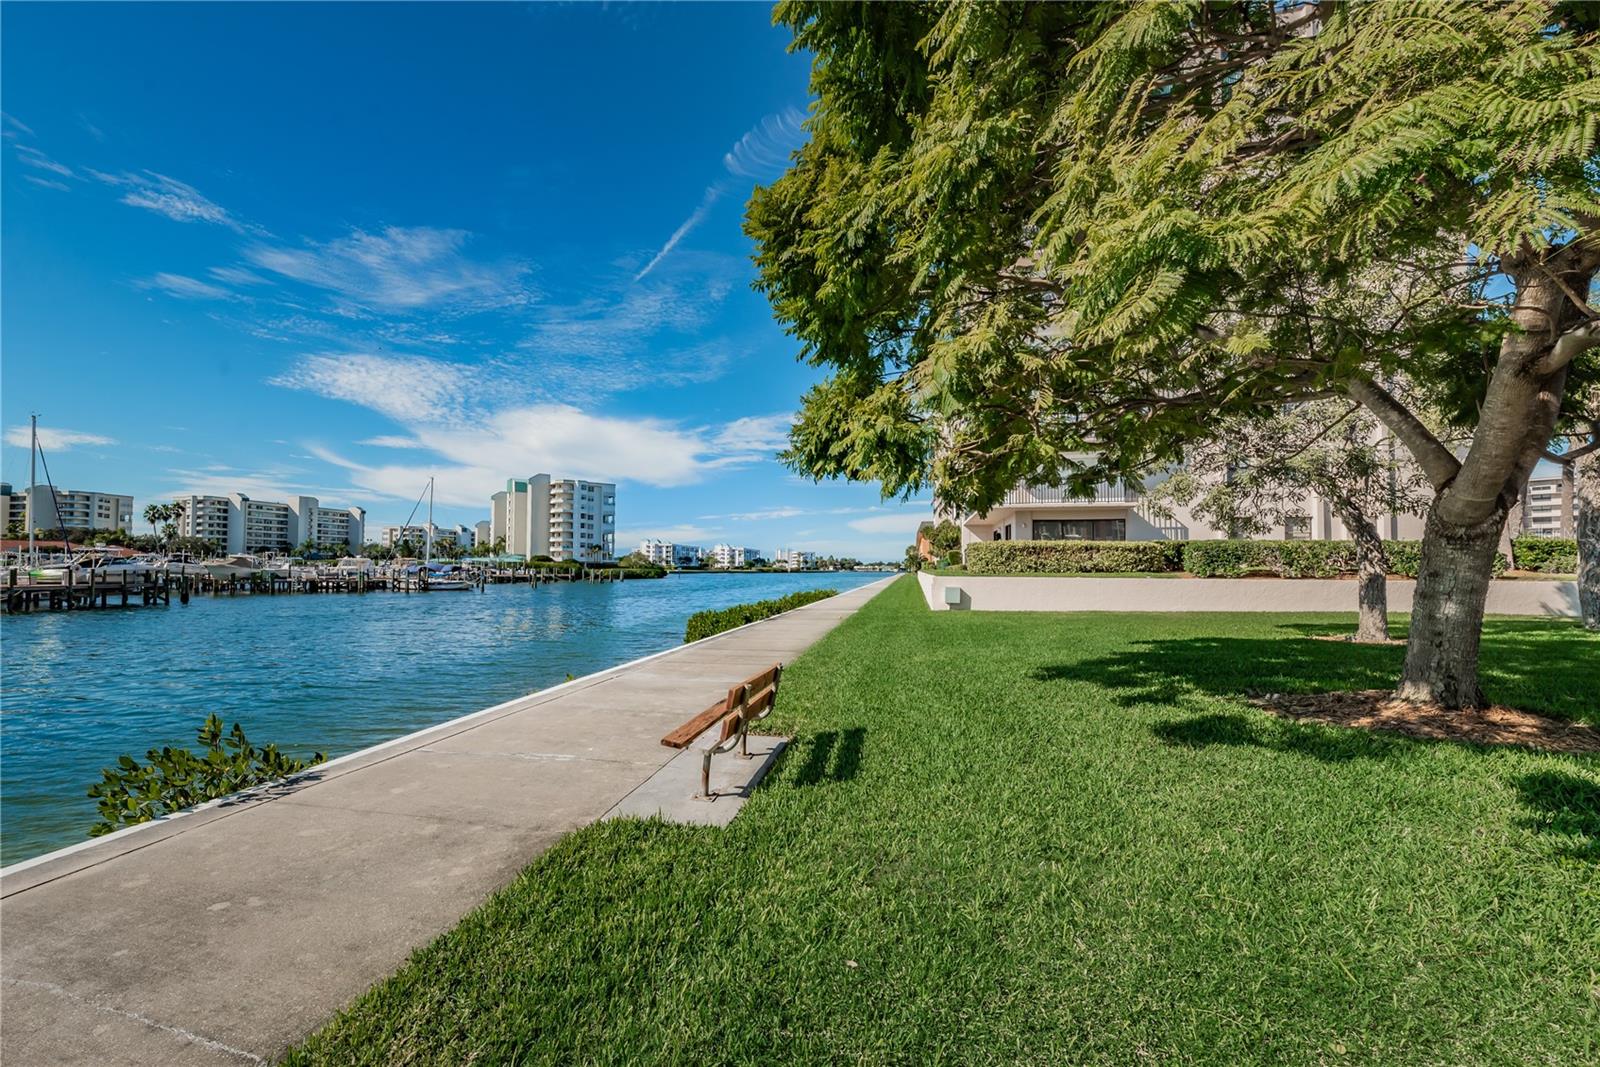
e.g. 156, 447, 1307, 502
916, 569, 1578, 617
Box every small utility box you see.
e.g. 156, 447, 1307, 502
942, 585, 963, 606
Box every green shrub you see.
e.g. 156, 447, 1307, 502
684, 588, 839, 642
1512, 536, 1578, 574
1183, 540, 1508, 578
87, 715, 324, 837
962, 540, 1184, 574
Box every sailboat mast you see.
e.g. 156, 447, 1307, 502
28, 414, 37, 564
425, 477, 433, 565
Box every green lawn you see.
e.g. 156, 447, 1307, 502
287, 578, 1599, 1066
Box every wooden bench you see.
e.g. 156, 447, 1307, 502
660, 663, 783, 798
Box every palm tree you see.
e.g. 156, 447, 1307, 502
143, 503, 166, 539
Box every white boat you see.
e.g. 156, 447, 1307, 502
31, 554, 153, 582
334, 556, 375, 576
161, 554, 209, 578
202, 554, 265, 579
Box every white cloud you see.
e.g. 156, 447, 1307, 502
12, 144, 76, 178
139, 272, 234, 300
209, 266, 270, 286
848, 512, 934, 536
716, 506, 805, 522
723, 107, 807, 180
705, 413, 793, 466
5, 426, 116, 451
246, 226, 533, 312
24, 175, 71, 192
92, 170, 245, 231
358, 435, 427, 449
270, 352, 481, 424
2, 112, 35, 138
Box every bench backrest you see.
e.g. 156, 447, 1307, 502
661, 663, 783, 750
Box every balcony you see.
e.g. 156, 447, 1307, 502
1000, 484, 1141, 507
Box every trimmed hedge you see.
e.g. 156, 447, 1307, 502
1512, 536, 1578, 574
963, 540, 1184, 574
684, 588, 839, 642
1183, 539, 1508, 579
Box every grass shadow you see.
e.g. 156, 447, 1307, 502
1514, 770, 1600, 861
792, 727, 866, 787
1151, 712, 1403, 763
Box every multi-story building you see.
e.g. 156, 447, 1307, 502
708, 544, 762, 569
953, 460, 1427, 551
379, 523, 469, 551
638, 539, 703, 567
1520, 474, 1573, 538
490, 475, 616, 561
0, 483, 134, 534
774, 549, 817, 571
474, 520, 492, 548
176, 493, 364, 553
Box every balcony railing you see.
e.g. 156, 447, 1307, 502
1001, 484, 1141, 507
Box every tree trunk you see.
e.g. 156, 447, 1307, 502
1342, 509, 1390, 642
1395, 503, 1506, 708
1576, 452, 1599, 632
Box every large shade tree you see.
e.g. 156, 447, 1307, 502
751, 0, 1600, 708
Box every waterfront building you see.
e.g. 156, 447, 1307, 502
176, 493, 365, 553
489, 475, 616, 561
639, 539, 703, 567
708, 544, 763, 569
474, 520, 492, 547
1, 483, 134, 534
774, 548, 817, 571
1520, 474, 1574, 538
379, 523, 468, 551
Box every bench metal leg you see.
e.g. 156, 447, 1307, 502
699, 749, 715, 800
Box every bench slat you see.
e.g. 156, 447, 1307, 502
661, 698, 736, 749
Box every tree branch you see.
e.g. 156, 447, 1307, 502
1533, 320, 1600, 376
1344, 376, 1460, 490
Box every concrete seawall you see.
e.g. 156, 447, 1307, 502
917, 570, 1579, 616
0, 576, 895, 1066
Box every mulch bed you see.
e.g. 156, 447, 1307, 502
1253, 690, 1600, 754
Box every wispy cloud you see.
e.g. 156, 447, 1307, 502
12, 144, 77, 178
24, 175, 71, 192
704, 413, 793, 466
245, 226, 534, 313
138, 272, 234, 300
358, 435, 427, 449
91, 169, 247, 231
209, 266, 269, 286
848, 512, 933, 536
723, 107, 806, 180
2, 112, 35, 138
5, 426, 116, 451
614, 523, 723, 548
270, 352, 483, 424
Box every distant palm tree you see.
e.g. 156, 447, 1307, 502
143, 503, 165, 539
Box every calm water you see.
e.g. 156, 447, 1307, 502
0, 571, 881, 865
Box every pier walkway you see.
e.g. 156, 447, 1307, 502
0, 577, 893, 1065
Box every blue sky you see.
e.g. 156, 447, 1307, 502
1, 2, 932, 559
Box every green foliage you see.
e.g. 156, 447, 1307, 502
1512, 537, 1580, 574
87, 715, 324, 837
965, 539, 1184, 574
1183, 541, 1507, 580
684, 589, 839, 643
928, 520, 961, 554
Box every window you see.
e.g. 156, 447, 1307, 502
1033, 518, 1126, 541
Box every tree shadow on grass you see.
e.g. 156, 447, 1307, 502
1514, 770, 1600, 861
1152, 712, 1404, 762
1028, 627, 1590, 722
792, 727, 866, 787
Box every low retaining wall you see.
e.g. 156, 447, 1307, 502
917, 570, 1579, 617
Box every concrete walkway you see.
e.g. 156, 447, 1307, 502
0, 577, 893, 1066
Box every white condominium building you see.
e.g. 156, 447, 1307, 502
708, 544, 762, 569
639, 539, 703, 567
474, 520, 492, 548
1520, 474, 1574, 538
176, 493, 365, 553
1, 483, 134, 534
379, 523, 469, 551
774, 548, 817, 571
490, 475, 616, 561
